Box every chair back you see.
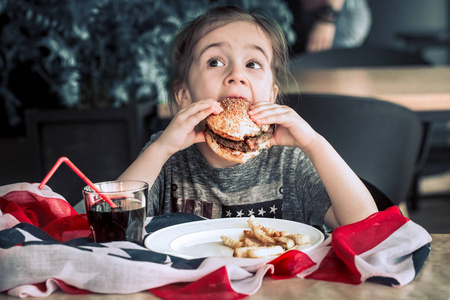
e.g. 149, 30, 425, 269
290, 46, 430, 70
286, 93, 423, 208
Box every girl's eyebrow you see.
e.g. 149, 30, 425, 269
199, 42, 269, 61
199, 42, 226, 58
250, 44, 269, 62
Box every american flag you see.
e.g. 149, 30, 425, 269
0, 183, 431, 299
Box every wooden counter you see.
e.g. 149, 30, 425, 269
287, 66, 450, 121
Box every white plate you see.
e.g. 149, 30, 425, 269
144, 217, 324, 259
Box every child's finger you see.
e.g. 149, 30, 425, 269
248, 102, 274, 114
181, 100, 222, 128
249, 105, 292, 125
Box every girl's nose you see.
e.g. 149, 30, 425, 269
225, 64, 247, 85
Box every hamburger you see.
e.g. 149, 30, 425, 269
204, 97, 274, 164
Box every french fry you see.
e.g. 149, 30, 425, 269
221, 216, 313, 258
221, 235, 243, 249
247, 215, 259, 229
243, 229, 256, 239
244, 237, 263, 247
277, 231, 289, 237
234, 246, 260, 258
286, 233, 311, 245
261, 226, 288, 237
261, 225, 277, 236
247, 246, 284, 258
274, 236, 295, 250
252, 226, 276, 245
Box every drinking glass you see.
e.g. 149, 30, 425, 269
83, 180, 148, 244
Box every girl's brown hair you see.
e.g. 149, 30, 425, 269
167, 6, 290, 110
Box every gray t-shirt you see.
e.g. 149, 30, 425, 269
143, 132, 331, 232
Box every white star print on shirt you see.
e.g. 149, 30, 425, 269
220, 199, 283, 218
269, 205, 278, 214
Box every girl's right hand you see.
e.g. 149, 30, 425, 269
153, 99, 223, 159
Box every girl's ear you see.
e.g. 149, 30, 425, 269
175, 86, 192, 109
271, 84, 279, 103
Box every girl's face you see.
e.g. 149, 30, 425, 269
176, 21, 279, 107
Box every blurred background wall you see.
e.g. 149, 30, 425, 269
366, 0, 450, 64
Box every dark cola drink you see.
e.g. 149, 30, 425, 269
87, 198, 146, 244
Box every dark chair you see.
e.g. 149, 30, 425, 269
410, 122, 450, 209
290, 47, 441, 211
290, 46, 430, 70
285, 93, 423, 211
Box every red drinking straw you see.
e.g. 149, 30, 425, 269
38, 156, 117, 208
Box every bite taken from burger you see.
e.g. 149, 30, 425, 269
204, 97, 274, 164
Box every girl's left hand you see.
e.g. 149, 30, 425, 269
248, 102, 319, 151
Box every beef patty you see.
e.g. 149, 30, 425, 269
205, 124, 274, 153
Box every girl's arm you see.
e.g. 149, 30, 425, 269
249, 102, 378, 229
117, 100, 222, 186
301, 134, 378, 228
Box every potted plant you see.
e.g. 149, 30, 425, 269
0, 0, 295, 204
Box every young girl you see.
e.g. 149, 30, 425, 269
118, 6, 378, 232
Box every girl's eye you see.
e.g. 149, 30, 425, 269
207, 58, 224, 68
246, 61, 262, 69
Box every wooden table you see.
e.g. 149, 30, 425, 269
287, 66, 450, 122
1, 234, 447, 300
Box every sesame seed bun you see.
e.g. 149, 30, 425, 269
204, 97, 273, 164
